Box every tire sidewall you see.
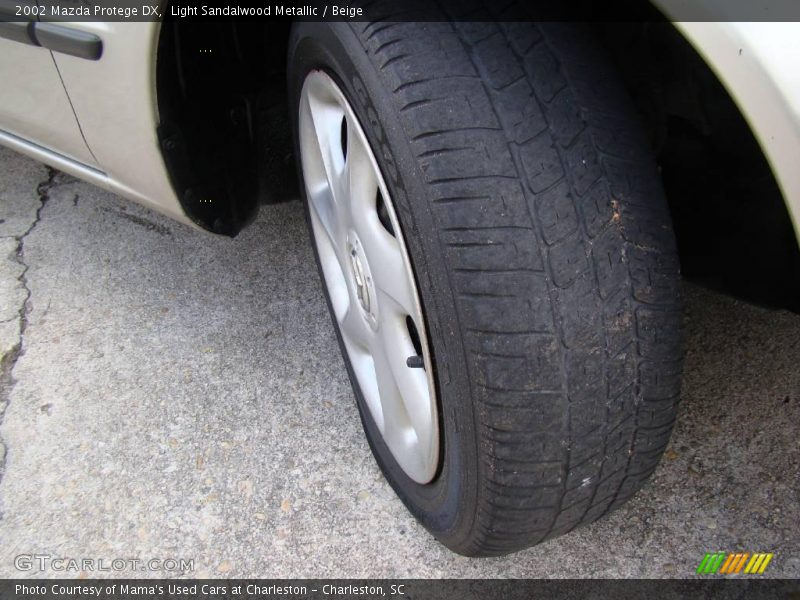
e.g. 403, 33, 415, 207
287, 22, 480, 550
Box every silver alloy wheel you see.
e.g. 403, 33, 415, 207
298, 70, 440, 484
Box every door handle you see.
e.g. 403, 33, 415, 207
0, 6, 102, 61
33, 22, 102, 60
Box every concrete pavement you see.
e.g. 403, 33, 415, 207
0, 146, 798, 578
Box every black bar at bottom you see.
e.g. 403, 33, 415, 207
1, 579, 798, 600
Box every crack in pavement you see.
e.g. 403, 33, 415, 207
0, 166, 58, 485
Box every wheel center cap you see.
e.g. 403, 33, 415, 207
347, 234, 378, 328
351, 249, 370, 313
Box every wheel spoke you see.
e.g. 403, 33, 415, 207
306, 187, 341, 260
306, 89, 346, 203
373, 239, 418, 317
339, 300, 371, 349
344, 117, 379, 219
302, 92, 349, 260
377, 312, 434, 453
370, 336, 411, 443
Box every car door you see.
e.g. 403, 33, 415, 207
0, 2, 99, 168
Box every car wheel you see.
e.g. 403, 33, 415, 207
288, 20, 684, 556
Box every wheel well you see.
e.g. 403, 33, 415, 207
155, 17, 294, 236
598, 21, 800, 310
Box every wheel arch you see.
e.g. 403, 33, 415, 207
598, 16, 800, 309
668, 20, 800, 243
154, 15, 294, 236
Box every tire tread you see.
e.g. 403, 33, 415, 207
352, 17, 683, 556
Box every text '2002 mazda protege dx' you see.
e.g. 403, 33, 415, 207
1, 0, 799, 556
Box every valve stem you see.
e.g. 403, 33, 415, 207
406, 355, 424, 369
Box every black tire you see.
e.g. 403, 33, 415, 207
288, 19, 684, 556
